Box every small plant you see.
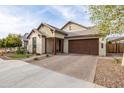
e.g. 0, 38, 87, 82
107, 41, 112, 44
16, 47, 26, 54
46, 54, 49, 57
26, 55, 30, 58
0, 50, 5, 56
36, 53, 40, 55
114, 58, 122, 64
33, 57, 39, 60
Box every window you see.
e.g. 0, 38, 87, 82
32, 37, 36, 48
101, 43, 104, 48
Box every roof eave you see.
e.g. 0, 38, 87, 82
61, 21, 88, 30
65, 34, 101, 38
27, 29, 42, 39
55, 30, 68, 35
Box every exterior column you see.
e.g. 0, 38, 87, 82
61, 39, 64, 53
99, 38, 106, 56
53, 37, 56, 55
45, 37, 47, 53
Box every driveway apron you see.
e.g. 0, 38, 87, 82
27, 54, 98, 82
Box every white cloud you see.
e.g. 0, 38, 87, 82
0, 10, 41, 39
50, 6, 93, 26
51, 6, 77, 20
0, 6, 93, 38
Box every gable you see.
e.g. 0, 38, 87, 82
61, 22, 87, 32
27, 30, 42, 39
38, 25, 54, 37
38, 23, 67, 38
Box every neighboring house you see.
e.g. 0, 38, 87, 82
22, 33, 29, 48
27, 21, 106, 56
108, 36, 124, 43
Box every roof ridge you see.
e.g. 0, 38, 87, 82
61, 21, 88, 30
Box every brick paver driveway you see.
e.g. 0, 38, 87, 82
27, 54, 98, 82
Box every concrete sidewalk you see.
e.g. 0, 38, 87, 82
0, 58, 4, 64
0, 59, 103, 88
0, 58, 3, 62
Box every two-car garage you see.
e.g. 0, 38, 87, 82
68, 38, 99, 55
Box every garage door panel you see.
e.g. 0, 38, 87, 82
69, 39, 99, 55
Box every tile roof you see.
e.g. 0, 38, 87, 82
61, 21, 88, 30
37, 23, 67, 35
66, 29, 99, 37
22, 33, 29, 41
28, 21, 100, 38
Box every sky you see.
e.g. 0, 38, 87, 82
0, 5, 93, 38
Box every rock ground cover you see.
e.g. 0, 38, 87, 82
94, 58, 124, 88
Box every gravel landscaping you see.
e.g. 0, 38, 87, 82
94, 58, 124, 88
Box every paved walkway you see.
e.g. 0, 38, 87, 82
0, 58, 3, 62
26, 54, 98, 82
0, 59, 102, 88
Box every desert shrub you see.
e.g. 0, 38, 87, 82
33, 57, 39, 60
36, 53, 40, 55
46, 54, 49, 57
107, 41, 112, 44
114, 58, 122, 64
0, 51, 4, 56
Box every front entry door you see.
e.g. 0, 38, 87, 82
58, 39, 61, 52
58, 39, 63, 53
32, 37, 37, 54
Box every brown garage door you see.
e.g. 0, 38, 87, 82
69, 38, 99, 55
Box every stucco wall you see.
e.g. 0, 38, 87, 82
42, 37, 45, 54
27, 37, 32, 53
62, 23, 87, 32
64, 39, 68, 53
54, 32, 65, 39
99, 38, 106, 56
39, 25, 54, 37
22, 40, 25, 47
39, 25, 65, 39
28, 25, 65, 54
46, 38, 53, 53
27, 31, 42, 54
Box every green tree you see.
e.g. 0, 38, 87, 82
89, 5, 124, 36
0, 34, 22, 48
0, 38, 6, 48
5, 34, 22, 48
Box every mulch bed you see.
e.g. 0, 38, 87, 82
94, 58, 124, 88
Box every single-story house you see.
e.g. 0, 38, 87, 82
27, 21, 106, 56
22, 33, 29, 48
